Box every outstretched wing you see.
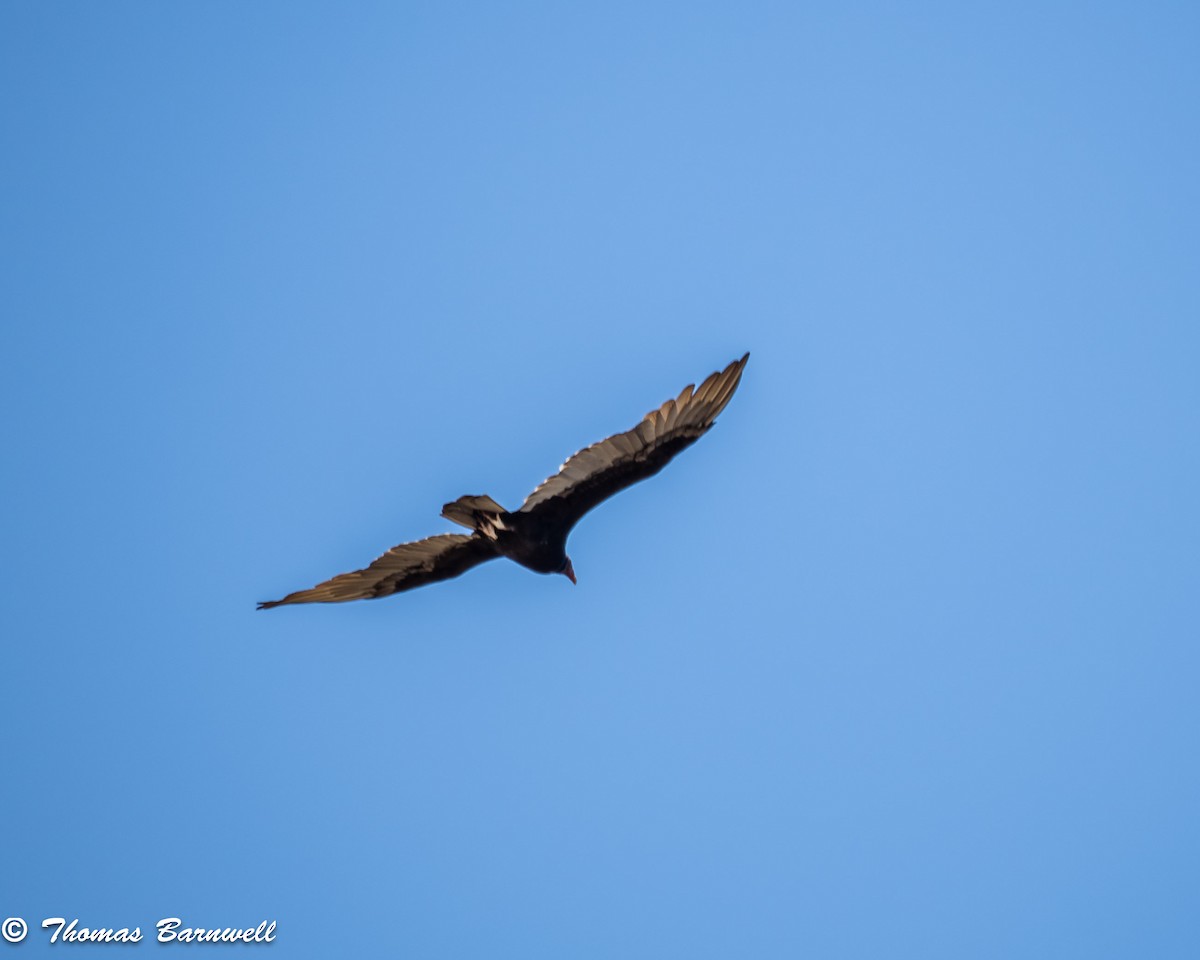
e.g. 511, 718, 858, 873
258, 533, 498, 609
519, 353, 749, 531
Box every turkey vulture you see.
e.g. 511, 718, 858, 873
258, 353, 749, 609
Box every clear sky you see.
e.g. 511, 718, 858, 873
2, 2, 1197, 957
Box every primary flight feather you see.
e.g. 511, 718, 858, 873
258, 352, 749, 609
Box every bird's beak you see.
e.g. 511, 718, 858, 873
564, 560, 577, 585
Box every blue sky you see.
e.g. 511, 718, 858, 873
2, 2, 1197, 956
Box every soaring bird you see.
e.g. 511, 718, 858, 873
258, 353, 749, 609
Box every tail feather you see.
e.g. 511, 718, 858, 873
442, 494, 508, 531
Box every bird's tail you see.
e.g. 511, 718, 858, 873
442, 494, 509, 538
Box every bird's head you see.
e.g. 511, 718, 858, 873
560, 557, 577, 585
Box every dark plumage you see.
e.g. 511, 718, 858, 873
258, 352, 749, 609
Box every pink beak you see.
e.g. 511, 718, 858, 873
563, 559, 577, 585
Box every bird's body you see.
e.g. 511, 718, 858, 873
489, 515, 569, 576
441, 496, 567, 574
258, 353, 749, 609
